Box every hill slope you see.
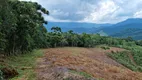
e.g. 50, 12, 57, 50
36, 47, 142, 80
111, 28, 142, 40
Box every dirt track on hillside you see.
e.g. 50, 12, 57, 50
36, 47, 142, 80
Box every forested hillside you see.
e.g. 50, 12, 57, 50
111, 28, 142, 40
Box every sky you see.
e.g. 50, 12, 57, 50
20, 0, 142, 24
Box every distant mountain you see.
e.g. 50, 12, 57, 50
98, 18, 142, 35
45, 18, 142, 40
45, 22, 112, 33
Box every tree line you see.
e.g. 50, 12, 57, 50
48, 26, 137, 48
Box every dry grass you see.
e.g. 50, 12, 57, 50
39, 47, 142, 80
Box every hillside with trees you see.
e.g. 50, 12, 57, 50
0, 0, 142, 80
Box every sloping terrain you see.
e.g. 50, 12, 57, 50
36, 47, 142, 80
111, 28, 142, 40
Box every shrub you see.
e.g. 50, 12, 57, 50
111, 50, 114, 53
137, 66, 142, 72
100, 46, 110, 50
105, 46, 110, 49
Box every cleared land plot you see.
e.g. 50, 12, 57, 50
36, 47, 142, 80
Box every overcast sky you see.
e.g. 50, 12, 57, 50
20, 0, 142, 23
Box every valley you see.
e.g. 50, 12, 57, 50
46, 18, 142, 40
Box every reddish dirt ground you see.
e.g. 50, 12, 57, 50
36, 47, 142, 80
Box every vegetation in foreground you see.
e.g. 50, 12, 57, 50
0, 50, 43, 80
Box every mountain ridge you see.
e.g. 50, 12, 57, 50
45, 18, 142, 40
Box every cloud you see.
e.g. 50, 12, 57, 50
44, 15, 72, 22
20, 0, 142, 23
134, 10, 142, 18
82, 0, 120, 23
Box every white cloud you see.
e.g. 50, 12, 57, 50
44, 16, 71, 22
134, 10, 142, 18
82, 0, 120, 23
19, 0, 142, 23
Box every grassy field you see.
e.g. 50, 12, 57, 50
0, 50, 43, 80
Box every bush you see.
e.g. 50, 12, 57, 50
137, 66, 142, 72
111, 50, 114, 53
100, 46, 110, 50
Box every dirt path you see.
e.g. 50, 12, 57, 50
36, 47, 142, 80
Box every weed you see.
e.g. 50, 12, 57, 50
100, 46, 110, 50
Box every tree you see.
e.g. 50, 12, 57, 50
0, 0, 16, 53
59, 35, 68, 47
51, 26, 62, 33
0, 0, 49, 55
49, 27, 62, 47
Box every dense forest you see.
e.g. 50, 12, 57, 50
0, 0, 142, 80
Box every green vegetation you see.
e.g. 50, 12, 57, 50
69, 70, 93, 79
108, 51, 138, 71
69, 70, 104, 80
112, 28, 142, 40
47, 29, 136, 48
108, 46, 142, 72
0, 0, 49, 55
97, 78, 104, 80
0, 50, 43, 80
